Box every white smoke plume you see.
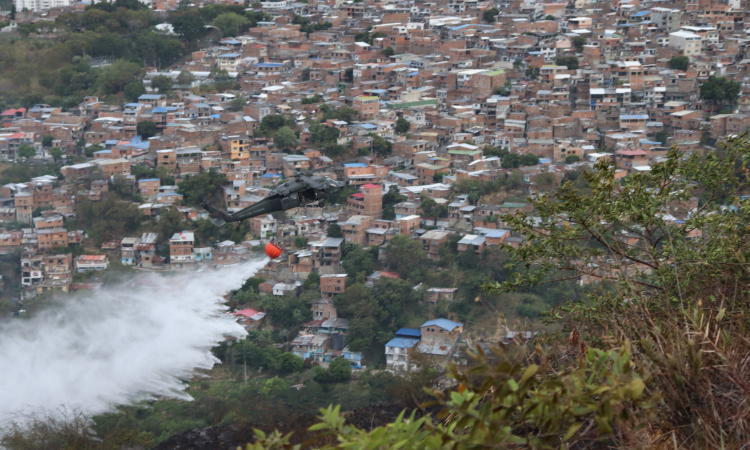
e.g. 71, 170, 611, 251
0, 259, 268, 423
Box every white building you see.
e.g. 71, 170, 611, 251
15, 0, 70, 12
669, 31, 702, 58
74, 255, 109, 272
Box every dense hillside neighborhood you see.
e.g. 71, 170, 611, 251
1, 0, 749, 446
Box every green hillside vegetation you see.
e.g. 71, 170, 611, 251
0, 3, 270, 111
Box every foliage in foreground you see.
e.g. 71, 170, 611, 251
250, 344, 655, 450
489, 136, 750, 447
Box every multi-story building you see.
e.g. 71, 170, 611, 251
420, 230, 452, 261
340, 215, 372, 246
320, 274, 347, 298
170, 231, 195, 270
346, 183, 382, 218
138, 178, 161, 198
353, 96, 379, 119
121, 236, 141, 266
669, 31, 702, 58
15, 192, 33, 224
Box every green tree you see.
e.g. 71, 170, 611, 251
327, 357, 352, 382
385, 235, 428, 278
273, 126, 299, 152
302, 272, 320, 291
97, 59, 143, 95
259, 376, 290, 397
486, 139, 750, 448
564, 154, 580, 164
513, 58, 524, 70
342, 245, 375, 281
502, 153, 520, 169
178, 170, 228, 206
260, 114, 287, 131
369, 133, 392, 156
669, 56, 689, 71
150, 75, 173, 93
18, 144, 36, 159
520, 153, 539, 166
136, 121, 157, 139
124, 82, 147, 103
368, 31, 387, 45
75, 194, 142, 243
301, 94, 322, 105
556, 55, 579, 70
42, 134, 54, 148
49, 147, 64, 162
309, 122, 340, 145
572, 35, 586, 51
700, 75, 742, 112
395, 117, 410, 134
496, 80, 512, 96
382, 185, 406, 220
294, 236, 307, 248
545, 14, 555, 19
176, 70, 196, 86
209, 67, 230, 79
84, 144, 104, 158
483, 7, 499, 22
211, 12, 249, 37
525, 66, 540, 79
278, 352, 304, 374
172, 13, 208, 50
655, 130, 668, 145
381, 46, 394, 57
483, 145, 509, 158
301, 67, 311, 81
327, 223, 342, 238
230, 96, 247, 111
156, 207, 184, 243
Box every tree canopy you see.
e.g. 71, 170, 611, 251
669, 56, 689, 71
177, 170, 227, 206
700, 75, 741, 111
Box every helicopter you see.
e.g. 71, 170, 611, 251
200, 158, 362, 227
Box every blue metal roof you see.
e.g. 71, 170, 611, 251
152, 107, 168, 113
94, 150, 111, 154
156, 193, 182, 197
262, 173, 281, 178
219, 53, 241, 57
138, 94, 163, 100
395, 328, 421, 338
105, 140, 119, 145
139, 178, 160, 182
385, 337, 420, 348
631, 10, 649, 16
422, 318, 463, 330
343, 163, 367, 168
125, 103, 140, 107
485, 230, 508, 238
640, 139, 661, 144
254, 62, 284, 68
620, 114, 649, 120
357, 123, 377, 129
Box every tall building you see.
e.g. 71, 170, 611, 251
15, 0, 72, 12
346, 183, 382, 218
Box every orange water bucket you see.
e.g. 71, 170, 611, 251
265, 242, 283, 259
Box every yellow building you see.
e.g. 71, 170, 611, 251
228, 134, 250, 160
